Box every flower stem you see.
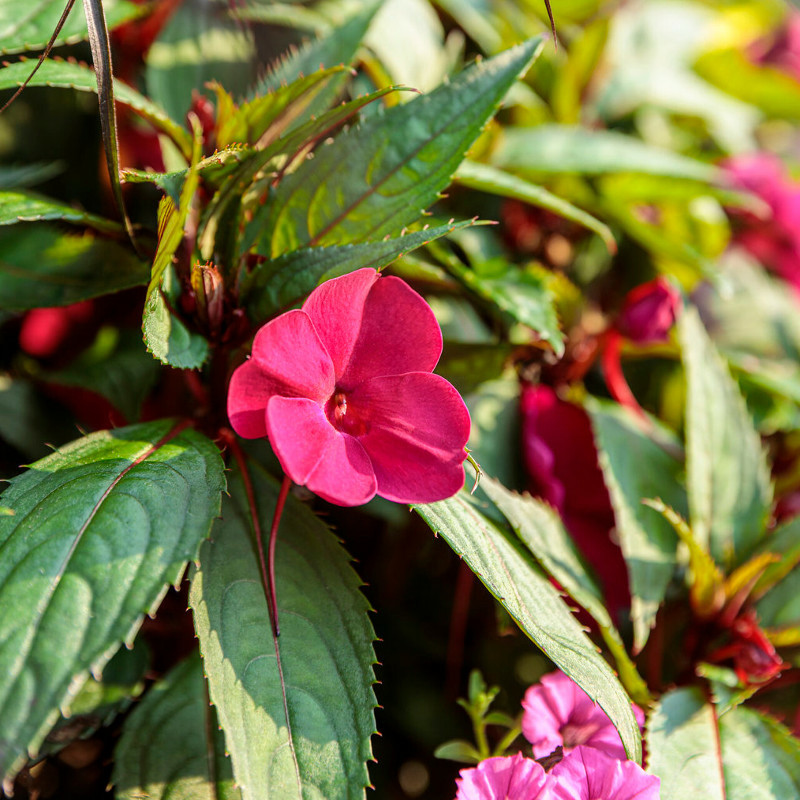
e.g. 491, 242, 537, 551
263, 474, 292, 637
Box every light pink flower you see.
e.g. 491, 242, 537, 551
227, 268, 471, 506
723, 153, 800, 291
456, 753, 554, 800
522, 672, 644, 760
550, 747, 661, 800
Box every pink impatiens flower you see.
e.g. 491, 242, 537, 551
456, 753, 554, 800
227, 268, 471, 506
522, 671, 645, 761
551, 747, 661, 800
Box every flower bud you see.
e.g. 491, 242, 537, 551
191, 261, 224, 337
617, 277, 679, 345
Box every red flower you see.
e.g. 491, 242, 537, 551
616, 278, 679, 346
227, 268, 471, 506
521, 385, 630, 617
723, 153, 800, 290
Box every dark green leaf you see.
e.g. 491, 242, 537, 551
455, 160, 616, 251
589, 400, 684, 651
0, 0, 141, 54
679, 306, 772, 569
433, 740, 482, 764
114, 652, 241, 800
647, 687, 725, 800
414, 488, 642, 762
0, 59, 191, 157
0, 224, 148, 310
190, 464, 377, 800
260, 37, 545, 257
0, 162, 64, 189
241, 220, 480, 320
493, 124, 718, 180
0, 420, 225, 786
46, 328, 161, 422
0, 190, 121, 232
439, 344, 515, 398
145, 0, 255, 123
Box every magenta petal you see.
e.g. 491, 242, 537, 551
349, 372, 470, 503
265, 396, 338, 484
305, 434, 377, 506
551, 747, 661, 800
302, 268, 379, 380
340, 275, 443, 386
250, 309, 335, 402
456, 753, 553, 800
228, 358, 277, 439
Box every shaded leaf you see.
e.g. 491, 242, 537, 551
190, 463, 377, 800
261, 37, 545, 257
114, 652, 241, 800
455, 160, 616, 251
241, 220, 480, 320
679, 306, 772, 569
0, 162, 64, 189
0, 189, 121, 233
0, 224, 148, 310
0, 420, 226, 785
145, 0, 255, 123
413, 488, 642, 762
589, 400, 683, 651
493, 124, 718, 180
0, 0, 141, 54
0, 58, 191, 156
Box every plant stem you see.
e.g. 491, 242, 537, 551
262, 474, 292, 637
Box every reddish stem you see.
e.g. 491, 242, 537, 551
446, 559, 475, 699
601, 330, 649, 423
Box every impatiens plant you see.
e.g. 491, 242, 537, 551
3, 0, 800, 798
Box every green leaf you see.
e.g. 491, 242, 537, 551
477, 476, 651, 706
446, 258, 564, 356
190, 464, 377, 800
114, 652, 241, 800
493, 124, 718, 181
649, 689, 800, 800
241, 220, 480, 320
0, 224, 148, 310
0, 0, 141, 54
589, 400, 684, 651
0, 162, 64, 189
433, 740, 483, 764
0, 420, 226, 786
647, 687, 725, 800
142, 132, 208, 369
455, 160, 616, 252
0, 189, 121, 233
413, 488, 642, 763
46, 328, 162, 422
679, 306, 772, 569
754, 516, 800, 597
0, 58, 191, 156
260, 37, 545, 257
145, 0, 256, 123
252, 0, 380, 108
720, 707, 800, 800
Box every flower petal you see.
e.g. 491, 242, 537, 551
227, 359, 287, 439
301, 268, 379, 380
305, 434, 377, 506
350, 372, 470, 503
456, 753, 553, 800
302, 269, 443, 386
266, 396, 377, 505
551, 747, 661, 800
265, 396, 337, 484
251, 309, 335, 402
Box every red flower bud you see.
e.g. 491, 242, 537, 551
616, 277, 679, 345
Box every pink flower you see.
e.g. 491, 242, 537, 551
227, 268, 471, 506
752, 14, 800, 83
616, 278, 679, 345
522, 672, 644, 760
723, 153, 800, 290
550, 747, 661, 800
456, 753, 554, 800
521, 386, 630, 617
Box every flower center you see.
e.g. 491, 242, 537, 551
560, 722, 601, 748
326, 390, 368, 437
